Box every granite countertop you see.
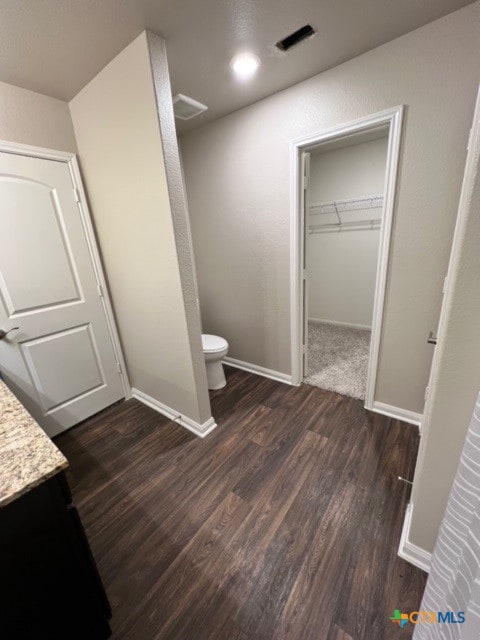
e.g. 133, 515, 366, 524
0, 381, 68, 508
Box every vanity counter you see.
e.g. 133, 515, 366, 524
0, 380, 68, 507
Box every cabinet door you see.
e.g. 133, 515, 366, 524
0, 474, 111, 639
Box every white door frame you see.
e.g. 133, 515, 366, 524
0, 138, 131, 400
290, 106, 404, 409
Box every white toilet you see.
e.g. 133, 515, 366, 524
202, 334, 229, 390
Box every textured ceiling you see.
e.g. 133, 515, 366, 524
0, 0, 473, 132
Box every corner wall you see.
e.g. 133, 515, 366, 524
181, 2, 480, 415
69, 31, 212, 432
146, 32, 211, 427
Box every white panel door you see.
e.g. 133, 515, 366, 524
0, 150, 124, 436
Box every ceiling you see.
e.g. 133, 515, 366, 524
0, 0, 473, 134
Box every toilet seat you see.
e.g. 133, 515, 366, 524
202, 334, 228, 353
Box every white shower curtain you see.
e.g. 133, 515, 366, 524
414, 393, 480, 639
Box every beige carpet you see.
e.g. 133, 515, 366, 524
304, 321, 371, 400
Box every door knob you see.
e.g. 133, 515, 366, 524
427, 331, 437, 345
0, 327, 19, 340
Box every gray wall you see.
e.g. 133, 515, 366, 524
0, 79, 77, 152
181, 2, 480, 414
70, 32, 212, 427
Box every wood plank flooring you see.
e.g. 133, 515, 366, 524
55, 366, 427, 640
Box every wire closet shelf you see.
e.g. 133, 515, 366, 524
308, 193, 384, 233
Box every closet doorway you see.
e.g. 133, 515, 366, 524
290, 107, 403, 409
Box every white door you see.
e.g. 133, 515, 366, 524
0, 150, 125, 437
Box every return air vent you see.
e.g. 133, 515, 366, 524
172, 94, 208, 120
275, 24, 316, 52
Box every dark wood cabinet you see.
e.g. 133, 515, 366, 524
0, 472, 111, 639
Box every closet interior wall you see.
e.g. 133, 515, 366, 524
307, 136, 388, 329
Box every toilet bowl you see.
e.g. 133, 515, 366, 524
202, 334, 228, 390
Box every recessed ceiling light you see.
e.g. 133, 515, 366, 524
230, 52, 260, 78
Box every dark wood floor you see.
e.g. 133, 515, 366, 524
55, 367, 427, 640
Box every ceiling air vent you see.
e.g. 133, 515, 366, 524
275, 24, 316, 52
172, 94, 208, 120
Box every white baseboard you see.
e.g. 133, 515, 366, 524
308, 317, 372, 330
223, 356, 294, 385
370, 400, 423, 429
131, 387, 217, 438
398, 503, 431, 573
